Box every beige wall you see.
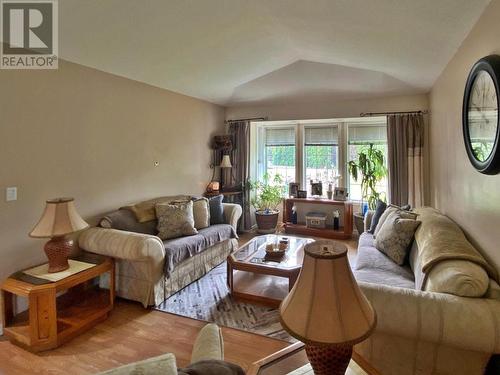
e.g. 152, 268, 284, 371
0, 59, 224, 283
225, 93, 429, 121
430, 0, 500, 274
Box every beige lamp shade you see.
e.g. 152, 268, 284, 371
220, 154, 232, 168
280, 240, 376, 346
29, 198, 89, 238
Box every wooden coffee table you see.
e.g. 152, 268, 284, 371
227, 235, 313, 307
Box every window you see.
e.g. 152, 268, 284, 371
347, 123, 388, 201
263, 127, 296, 192
253, 117, 388, 201
304, 126, 339, 195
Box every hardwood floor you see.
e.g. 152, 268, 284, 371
0, 300, 289, 375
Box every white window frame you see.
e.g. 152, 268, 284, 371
250, 117, 387, 202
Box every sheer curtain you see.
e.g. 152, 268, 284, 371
387, 114, 425, 207
228, 120, 252, 231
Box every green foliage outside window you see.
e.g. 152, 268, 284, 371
266, 145, 337, 168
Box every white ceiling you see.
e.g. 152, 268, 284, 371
58, 0, 491, 106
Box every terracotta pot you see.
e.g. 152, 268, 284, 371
255, 210, 279, 234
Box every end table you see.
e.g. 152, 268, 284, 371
1, 253, 114, 352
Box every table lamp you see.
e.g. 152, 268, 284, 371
29, 198, 89, 273
279, 240, 376, 375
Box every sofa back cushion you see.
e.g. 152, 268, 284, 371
413, 207, 494, 297
99, 209, 157, 235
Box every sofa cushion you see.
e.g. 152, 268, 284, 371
374, 211, 421, 265
425, 260, 489, 297
156, 201, 198, 240
368, 199, 387, 234
355, 233, 415, 289
163, 224, 237, 276
208, 195, 224, 225
99, 209, 157, 235
97, 353, 177, 375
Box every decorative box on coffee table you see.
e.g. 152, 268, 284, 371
0, 253, 114, 352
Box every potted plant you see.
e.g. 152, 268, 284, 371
348, 143, 387, 233
249, 173, 285, 234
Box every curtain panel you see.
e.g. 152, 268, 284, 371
228, 120, 252, 231
387, 114, 425, 207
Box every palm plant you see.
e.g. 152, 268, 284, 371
348, 144, 387, 210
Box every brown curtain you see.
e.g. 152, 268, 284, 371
387, 114, 424, 207
228, 120, 252, 231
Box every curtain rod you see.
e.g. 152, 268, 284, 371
225, 116, 268, 123
360, 110, 429, 117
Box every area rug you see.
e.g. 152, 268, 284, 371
155, 261, 295, 342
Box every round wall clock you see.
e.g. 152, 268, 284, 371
463, 55, 500, 174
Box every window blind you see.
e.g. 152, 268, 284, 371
265, 128, 295, 146
348, 124, 387, 145
304, 126, 338, 146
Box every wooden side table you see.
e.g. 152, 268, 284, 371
0, 253, 114, 352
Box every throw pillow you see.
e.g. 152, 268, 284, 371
208, 195, 224, 225
374, 210, 421, 265
373, 205, 417, 238
156, 200, 198, 240
192, 197, 210, 229
368, 199, 387, 234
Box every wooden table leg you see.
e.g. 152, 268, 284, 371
227, 262, 233, 292
1, 290, 14, 327
289, 271, 299, 292
109, 259, 115, 309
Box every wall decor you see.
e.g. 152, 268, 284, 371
463, 55, 500, 174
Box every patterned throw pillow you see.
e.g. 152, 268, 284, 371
374, 210, 421, 265
156, 200, 198, 240
192, 198, 211, 229
373, 204, 417, 238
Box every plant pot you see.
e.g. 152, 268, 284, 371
255, 210, 279, 234
353, 213, 365, 234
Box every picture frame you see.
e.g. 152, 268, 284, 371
311, 182, 323, 197
289, 182, 299, 197
334, 187, 348, 201
297, 190, 307, 198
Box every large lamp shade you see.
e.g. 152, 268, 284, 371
280, 240, 376, 374
29, 198, 89, 273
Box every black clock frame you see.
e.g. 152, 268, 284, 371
463, 55, 500, 175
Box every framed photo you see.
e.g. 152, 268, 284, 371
334, 187, 348, 201
289, 182, 299, 197
311, 182, 323, 197
297, 190, 307, 198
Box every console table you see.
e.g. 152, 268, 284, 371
283, 198, 353, 239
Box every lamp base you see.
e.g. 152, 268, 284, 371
44, 237, 72, 273
305, 343, 352, 375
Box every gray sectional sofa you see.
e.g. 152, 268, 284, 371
78, 196, 242, 307
352, 207, 500, 375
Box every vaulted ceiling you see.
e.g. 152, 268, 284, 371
59, 0, 490, 106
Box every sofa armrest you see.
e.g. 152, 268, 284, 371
223, 203, 242, 231
359, 281, 500, 353
191, 323, 224, 363
78, 227, 165, 263
364, 210, 375, 232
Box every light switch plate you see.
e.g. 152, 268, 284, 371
6, 187, 17, 202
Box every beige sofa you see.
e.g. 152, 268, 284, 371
353, 207, 500, 375
79, 197, 242, 307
